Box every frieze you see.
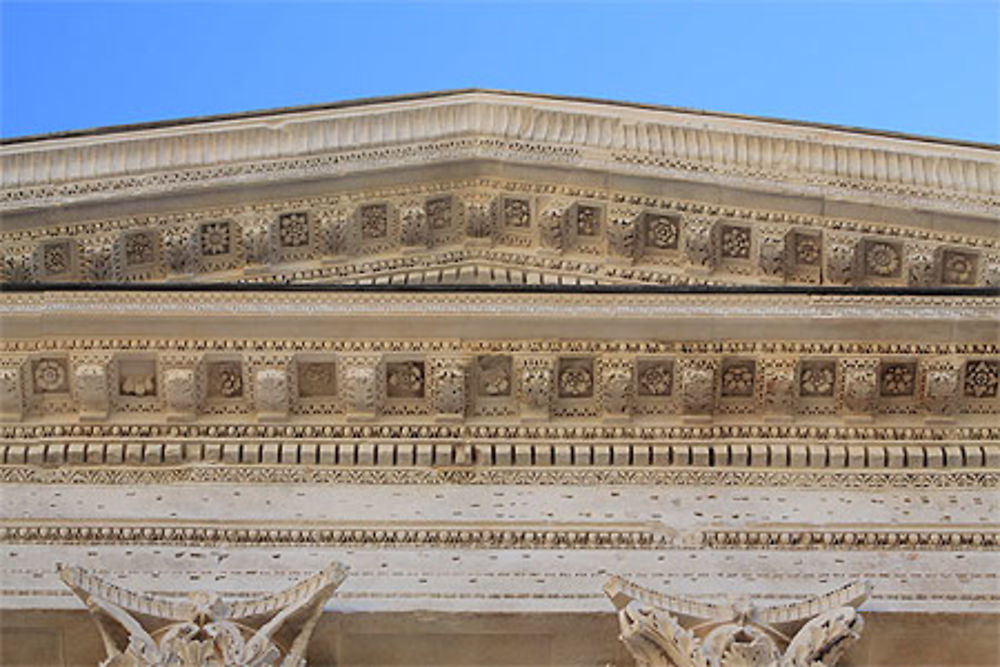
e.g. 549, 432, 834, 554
3, 178, 998, 288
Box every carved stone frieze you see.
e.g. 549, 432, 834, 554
606, 577, 869, 667
60, 562, 347, 667
0, 333, 997, 425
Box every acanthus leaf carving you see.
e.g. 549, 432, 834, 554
605, 576, 869, 667
906, 241, 938, 287
60, 562, 347, 667
519, 356, 554, 421
824, 233, 858, 285
757, 227, 786, 280
602, 356, 633, 420
463, 192, 497, 240
431, 357, 467, 419
342, 355, 379, 420
539, 198, 571, 252
840, 359, 878, 417
607, 206, 641, 260
683, 216, 716, 272
679, 359, 716, 415
399, 201, 429, 248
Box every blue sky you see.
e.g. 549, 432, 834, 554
2, 2, 997, 142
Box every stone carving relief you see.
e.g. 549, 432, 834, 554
0, 364, 23, 421
922, 358, 960, 416
605, 577, 869, 667
679, 360, 716, 415
757, 227, 786, 279
841, 360, 878, 416
73, 363, 109, 420
242, 214, 273, 266
399, 202, 428, 247
602, 357, 634, 420
255, 368, 289, 419
464, 192, 497, 239
343, 356, 379, 420
520, 357, 554, 420
906, 242, 937, 287
539, 198, 571, 251
965, 359, 999, 398
32, 358, 69, 394
60, 562, 347, 667
4, 178, 995, 288
163, 227, 195, 275
862, 239, 902, 282
163, 368, 197, 418
761, 360, 796, 415
607, 206, 641, 259
431, 358, 467, 418
683, 216, 716, 271
824, 234, 858, 285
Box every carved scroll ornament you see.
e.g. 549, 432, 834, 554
60, 562, 347, 667
605, 576, 869, 667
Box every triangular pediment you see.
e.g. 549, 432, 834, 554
1, 91, 996, 288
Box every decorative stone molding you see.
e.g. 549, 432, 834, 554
4, 92, 996, 219
3, 521, 997, 550
60, 562, 346, 666
0, 333, 997, 425
3, 177, 996, 288
605, 576, 869, 667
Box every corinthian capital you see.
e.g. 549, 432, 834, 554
605, 576, 869, 667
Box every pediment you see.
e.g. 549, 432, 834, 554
1, 91, 997, 288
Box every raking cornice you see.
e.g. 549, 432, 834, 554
2, 91, 997, 216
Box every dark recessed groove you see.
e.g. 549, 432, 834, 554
1, 282, 997, 297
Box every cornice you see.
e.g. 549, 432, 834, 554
2, 92, 997, 216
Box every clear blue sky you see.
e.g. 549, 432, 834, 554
2, 1, 998, 142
